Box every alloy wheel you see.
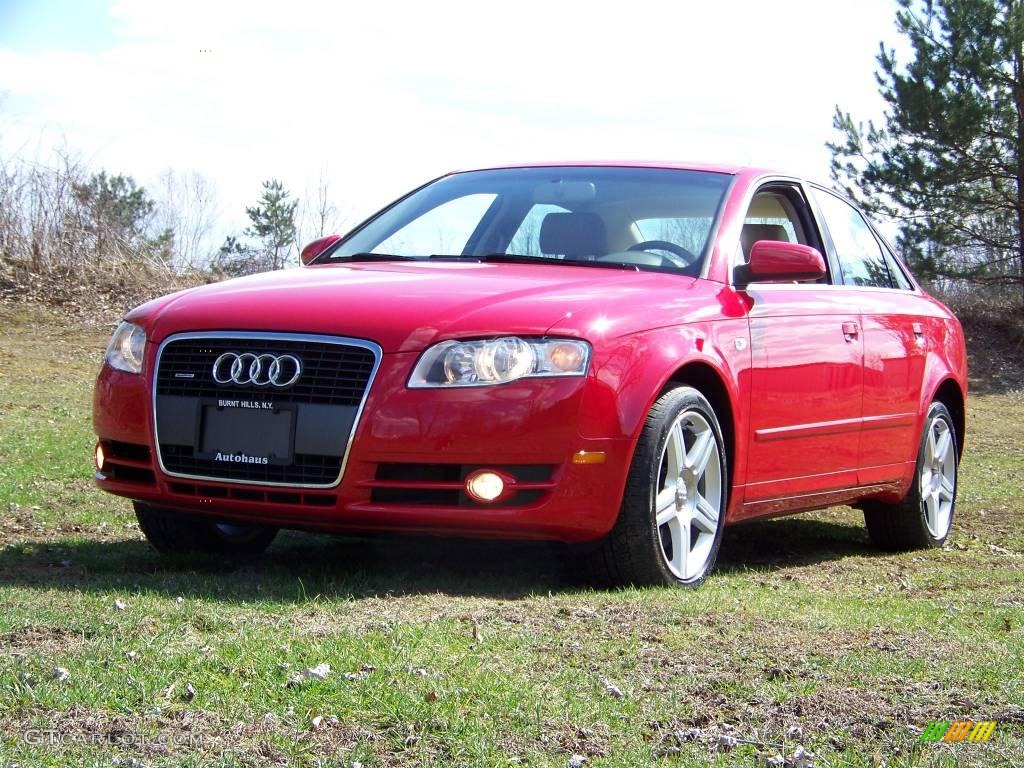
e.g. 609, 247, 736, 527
655, 410, 723, 581
920, 414, 956, 539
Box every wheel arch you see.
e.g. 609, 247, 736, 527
932, 377, 966, 458
664, 361, 737, 489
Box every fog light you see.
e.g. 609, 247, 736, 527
95, 442, 106, 471
465, 470, 505, 503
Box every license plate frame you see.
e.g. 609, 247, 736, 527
194, 400, 296, 466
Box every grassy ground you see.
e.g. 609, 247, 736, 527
0, 302, 1021, 768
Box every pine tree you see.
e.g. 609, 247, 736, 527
72, 171, 172, 261
244, 179, 298, 271
829, 0, 1024, 309
214, 235, 258, 277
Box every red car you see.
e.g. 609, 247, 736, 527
93, 163, 966, 587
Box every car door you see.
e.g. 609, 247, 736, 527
808, 187, 925, 484
738, 182, 865, 509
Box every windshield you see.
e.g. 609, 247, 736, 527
329, 166, 733, 274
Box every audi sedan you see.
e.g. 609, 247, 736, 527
93, 163, 966, 587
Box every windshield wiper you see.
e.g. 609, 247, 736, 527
427, 253, 640, 270
331, 252, 419, 262
335, 252, 643, 272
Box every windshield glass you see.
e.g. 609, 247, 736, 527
330, 166, 733, 274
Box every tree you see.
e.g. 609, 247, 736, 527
308, 171, 342, 239
214, 234, 260, 277
72, 171, 172, 261
828, 0, 1024, 309
295, 172, 346, 255
244, 179, 297, 271
153, 169, 219, 270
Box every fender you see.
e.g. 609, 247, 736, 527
578, 316, 752, 518
124, 286, 203, 342
916, 314, 968, 448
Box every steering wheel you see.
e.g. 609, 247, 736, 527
627, 240, 697, 269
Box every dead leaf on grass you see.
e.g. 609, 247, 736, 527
598, 677, 625, 699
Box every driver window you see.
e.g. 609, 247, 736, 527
740, 187, 830, 284
742, 192, 805, 258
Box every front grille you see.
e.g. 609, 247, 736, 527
154, 334, 378, 487
157, 337, 376, 406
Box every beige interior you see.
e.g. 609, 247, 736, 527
741, 192, 808, 259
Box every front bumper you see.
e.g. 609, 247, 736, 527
93, 350, 633, 543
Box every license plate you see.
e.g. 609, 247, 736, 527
197, 403, 295, 464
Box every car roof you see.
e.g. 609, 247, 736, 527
451, 160, 786, 179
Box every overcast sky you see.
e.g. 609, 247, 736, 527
0, 0, 905, 244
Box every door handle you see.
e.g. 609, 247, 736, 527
912, 322, 924, 336
842, 321, 859, 342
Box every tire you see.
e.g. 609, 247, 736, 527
134, 502, 278, 557
590, 385, 728, 587
864, 401, 958, 551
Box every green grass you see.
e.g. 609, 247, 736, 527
0, 302, 1021, 767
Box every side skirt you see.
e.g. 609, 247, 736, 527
735, 481, 906, 522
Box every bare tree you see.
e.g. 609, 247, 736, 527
312, 172, 340, 238
296, 171, 345, 255
153, 169, 219, 270
0, 140, 185, 311
0, 147, 94, 272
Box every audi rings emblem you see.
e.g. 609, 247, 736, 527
211, 352, 303, 388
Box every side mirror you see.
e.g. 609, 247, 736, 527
737, 240, 827, 284
300, 234, 341, 266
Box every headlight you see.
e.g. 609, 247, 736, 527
408, 336, 591, 388
104, 322, 146, 374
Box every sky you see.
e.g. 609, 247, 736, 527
0, 0, 905, 248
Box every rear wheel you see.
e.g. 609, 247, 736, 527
134, 502, 278, 557
592, 386, 727, 587
864, 401, 958, 551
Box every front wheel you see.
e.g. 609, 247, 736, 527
134, 502, 278, 557
592, 386, 728, 587
863, 401, 958, 551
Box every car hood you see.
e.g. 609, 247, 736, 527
134, 261, 728, 353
